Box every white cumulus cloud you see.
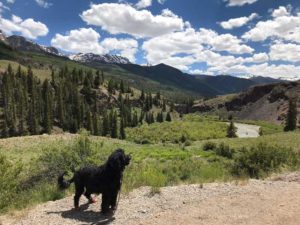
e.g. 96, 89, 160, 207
269, 42, 300, 62
80, 3, 184, 38
0, 2, 10, 13
101, 38, 138, 62
0, 14, 48, 39
51, 28, 105, 54
51, 28, 138, 62
35, 0, 52, 8
220, 13, 258, 29
136, 0, 152, 9
142, 27, 254, 70
243, 6, 300, 43
225, 0, 258, 7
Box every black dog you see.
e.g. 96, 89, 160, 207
58, 149, 131, 213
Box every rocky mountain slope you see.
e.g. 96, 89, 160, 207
5, 35, 61, 56
193, 81, 300, 123
70, 53, 131, 64
1, 172, 299, 225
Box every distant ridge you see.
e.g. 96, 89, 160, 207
69, 53, 131, 64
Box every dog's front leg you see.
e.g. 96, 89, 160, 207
110, 190, 118, 210
101, 192, 111, 214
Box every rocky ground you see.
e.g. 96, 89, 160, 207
1, 172, 300, 225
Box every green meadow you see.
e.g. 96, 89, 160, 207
0, 115, 299, 214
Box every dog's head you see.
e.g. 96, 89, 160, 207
107, 148, 131, 172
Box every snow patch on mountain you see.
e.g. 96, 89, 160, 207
69, 53, 131, 64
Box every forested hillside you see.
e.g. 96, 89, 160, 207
0, 64, 174, 138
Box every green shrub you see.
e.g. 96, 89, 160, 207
0, 154, 23, 213
38, 132, 99, 179
184, 140, 192, 147
232, 143, 300, 178
138, 139, 152, 145
203, 142, 217, 151
214, 143, 234, 159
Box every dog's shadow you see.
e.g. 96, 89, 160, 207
47, 203, 115, 225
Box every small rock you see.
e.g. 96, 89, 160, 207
138, 209, 147, 214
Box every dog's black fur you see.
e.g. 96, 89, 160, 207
58, 149, 131, 213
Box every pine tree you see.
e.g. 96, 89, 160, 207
94, 72, 101, 88
57, 85, 65, 127
170, 102, 175, 113
27, 66, 34, 95
42, 79, 53, 134
110, 110, 118, 138
166, 112, 172, 122
140, 90, 145, 101
50, 69, 55, 86
101, 70, 105, 84
162, 99, 167, 112
1, 119, 9, 138
227, 121, 237, 138
156, 111, 163, 123
93, 113, 100, 135
284, 98, 297, 131
131, 110, 138, 127
102, 111, 109, 136
86, 109, 93, 134
108, 79, 114, 94
16, 65, 22, 79
139, 111, 144, 124
120, 117, 126, 139
18, 87, 26, 135
150, 112, 155, 124
120, 80, 125, 93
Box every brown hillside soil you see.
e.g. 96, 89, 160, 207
1, 172, 300, 225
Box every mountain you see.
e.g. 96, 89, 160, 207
249, 76, 285, 84
193, 81, 300, 124
119, 63, 279, 97
5, 35, 62, 56
70, 53, 131, 64
119, 63, 219, 96
0, 32, 290, 99
195, 75, 257, 95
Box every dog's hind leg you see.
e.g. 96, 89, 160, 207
74, 185, 84, 209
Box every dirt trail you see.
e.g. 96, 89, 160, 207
232, 123, 260, 138
235, 123, 260, 138
1, 172, 300, 225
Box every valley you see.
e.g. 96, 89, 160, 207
0, 25, 300, 225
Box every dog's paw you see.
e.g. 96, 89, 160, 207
73, 206, 80, 211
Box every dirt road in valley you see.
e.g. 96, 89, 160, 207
1, 172, 300, 225
233, 123, 260, 138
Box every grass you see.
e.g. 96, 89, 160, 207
192, 131, 300, 152
236, 119, 283, 135
126, 114, 227, 143
0, 115, 299, 214
0, 132, 230, 213
0, 60, 52, 80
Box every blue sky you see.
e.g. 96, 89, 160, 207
0, 0, 300, 79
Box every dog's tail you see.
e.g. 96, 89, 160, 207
58, 172, 74, 190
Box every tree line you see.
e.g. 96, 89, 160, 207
0, 64, 173, 139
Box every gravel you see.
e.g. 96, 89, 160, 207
1, 172, 300, 225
